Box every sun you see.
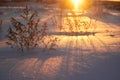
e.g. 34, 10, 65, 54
73, 0, 84, 10
60, 0, 91, 10
74, 0, 79, 4
74, 0, 79, 10
73, 0, 92, 10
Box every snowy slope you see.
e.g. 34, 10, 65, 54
0, 2, 120, 80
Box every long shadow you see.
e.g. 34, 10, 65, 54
0, 31, 120, 80
101, 12, 120, 26
87, 9, 120, 26
49, 31, 98, 36
0, 46, 65, 80
95, 35, 112, 52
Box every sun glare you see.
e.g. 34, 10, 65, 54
73, 0, 85, 10
72, 0, 91, 10
74, 0, 80, 10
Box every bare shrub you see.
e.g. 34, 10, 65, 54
38, 23, 59, 52
60, 11, 95, 33
6, 6, 59, 52
6, 6, 40, 51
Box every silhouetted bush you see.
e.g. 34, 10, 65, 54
6, 6, 59, 52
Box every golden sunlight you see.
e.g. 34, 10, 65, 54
60, 0, 91, 10
74, 0, 80, 10
73, 0, 91, 10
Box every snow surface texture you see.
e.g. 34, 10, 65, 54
0, 2, 120, 80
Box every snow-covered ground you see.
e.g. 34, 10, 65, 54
0, 2, 120, 80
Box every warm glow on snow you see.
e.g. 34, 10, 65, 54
0, 1, 120, 80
